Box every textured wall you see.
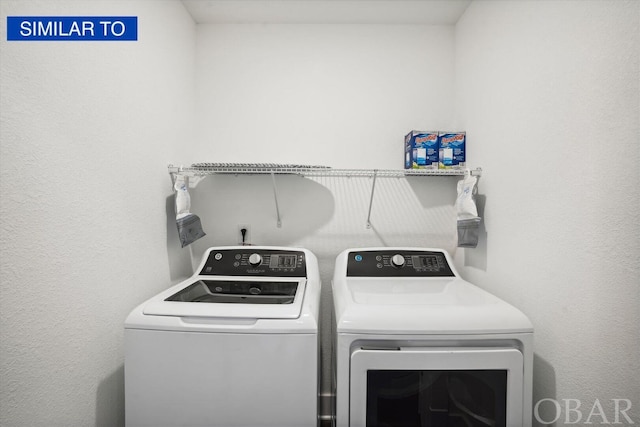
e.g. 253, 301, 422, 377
0, 1, 196, 426
193, 23, 456, 168
454, 1, 640, 424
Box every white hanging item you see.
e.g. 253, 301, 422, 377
456, 169, 481, 248
174, 174, 206, 247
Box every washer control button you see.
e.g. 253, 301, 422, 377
214, 252, 223, 260
391, 254, 405, 268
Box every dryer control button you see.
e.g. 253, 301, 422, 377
391, 254, 405, 268
249, 253, 262, 266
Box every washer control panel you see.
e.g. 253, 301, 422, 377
200, 249, 307, 277
346, 250, 454, 277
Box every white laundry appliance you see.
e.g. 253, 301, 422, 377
332, 247, 533, 427
125, 246, 321, 427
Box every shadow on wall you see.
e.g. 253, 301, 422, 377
406, 175, 459, 208
532, 354, 557, 427
168, 174, 335, 271
166, 196, 197, 282
463, 193, 487, 270
95, 365, 125, 427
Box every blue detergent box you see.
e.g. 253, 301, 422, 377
438, 132, 466, 169
404, 131, 439, 169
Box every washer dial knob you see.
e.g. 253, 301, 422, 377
391, 254, 405, 268
248, 253, 262, 266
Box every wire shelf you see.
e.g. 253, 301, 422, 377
168, 164, 482, 178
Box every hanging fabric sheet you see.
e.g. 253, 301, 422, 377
174, 175, 206, 247
456, 171, 481, 248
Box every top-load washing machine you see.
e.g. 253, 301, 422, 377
125, 246, 321, 427
332, 247, 533, 427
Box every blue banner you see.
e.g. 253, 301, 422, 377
7, 16, 137, 41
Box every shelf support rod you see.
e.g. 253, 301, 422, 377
366, 169, 378, 229
271, 171, 282, 228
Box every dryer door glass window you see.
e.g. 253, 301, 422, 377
349, 348, 524, 427
366, 369, 506, 427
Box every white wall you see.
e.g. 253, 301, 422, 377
194, 23, 456, 167
455, 1, 639, 424
0, 1, 196, 426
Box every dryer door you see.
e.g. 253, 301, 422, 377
350, 347, 523, 427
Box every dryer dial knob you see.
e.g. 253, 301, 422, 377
391, 254, 405, 268
248, 253, 262, 266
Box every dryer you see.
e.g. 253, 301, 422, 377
332, 247, 533, 427
125, 246, 320, 427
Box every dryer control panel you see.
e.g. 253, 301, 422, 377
200, 249, 307, 277
347, 250, 454, 277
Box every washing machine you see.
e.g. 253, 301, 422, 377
125, 246, 320, 427
332, 247, 533, 427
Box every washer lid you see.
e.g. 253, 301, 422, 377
142, 277, 306, 319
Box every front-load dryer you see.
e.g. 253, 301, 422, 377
332, 247, 533, 427
125, 246, 320, 427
